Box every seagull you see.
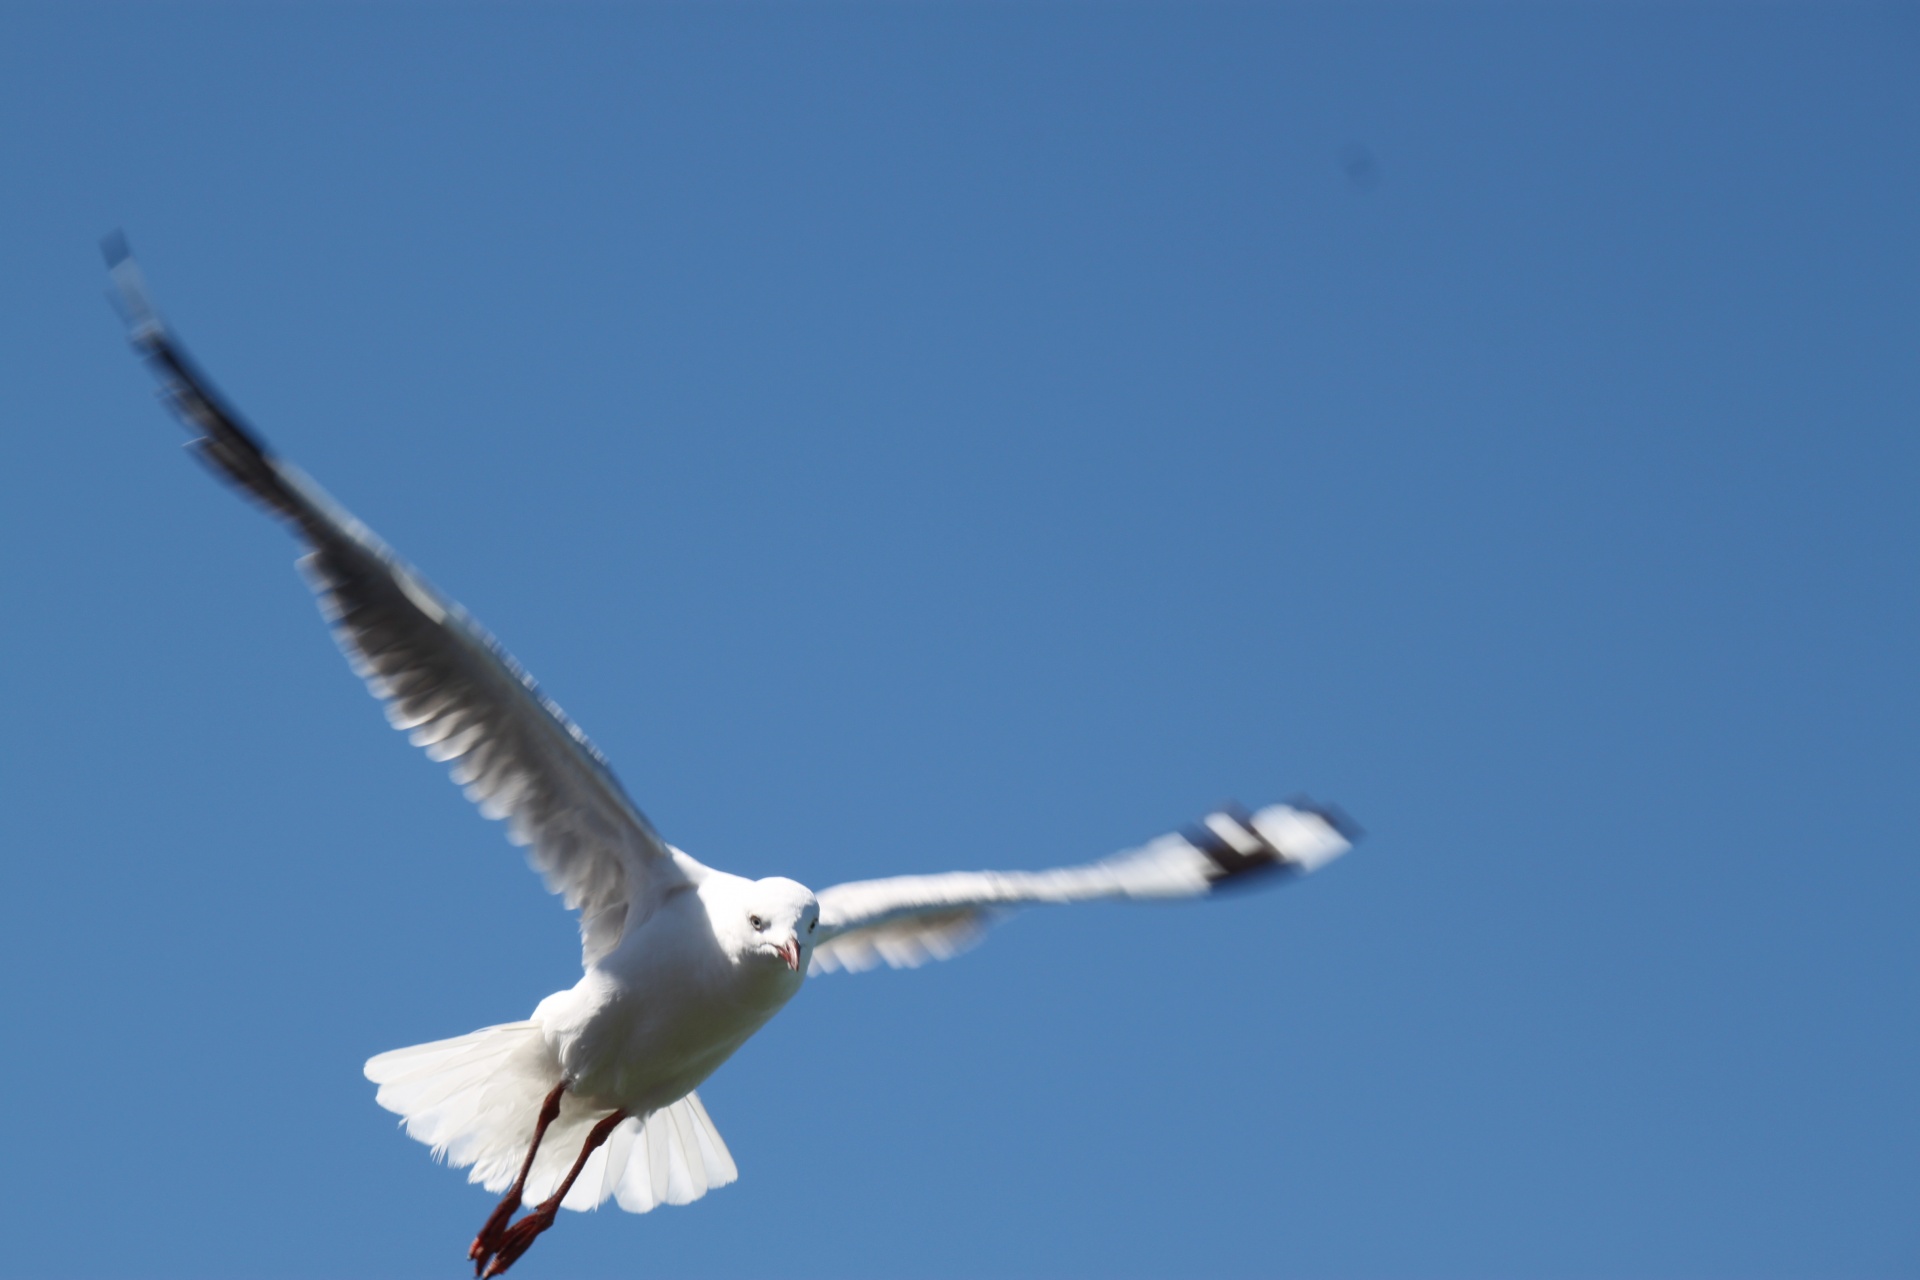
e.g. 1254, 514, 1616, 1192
108, 243, 1359, 1276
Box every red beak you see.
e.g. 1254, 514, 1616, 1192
778, 939, 800, 972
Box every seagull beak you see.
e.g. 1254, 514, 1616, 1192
778, 938, 800, 972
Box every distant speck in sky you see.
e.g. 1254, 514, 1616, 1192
1341, 141, 1379, 191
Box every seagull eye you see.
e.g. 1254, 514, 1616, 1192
808, 920, 816, 932
749, 915, 765, 931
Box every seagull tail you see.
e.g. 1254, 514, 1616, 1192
365, 1021, 562, 1194
363, 1022, 739, 1214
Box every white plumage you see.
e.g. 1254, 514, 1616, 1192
366, 1026, 737, 1212
110, 244, 1357, 1272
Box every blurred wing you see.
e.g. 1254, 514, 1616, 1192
811, 802, 1355, 974
109, 244, 691, 964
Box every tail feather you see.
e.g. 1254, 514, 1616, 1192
367, 1022, 561, 1189
522, 1092, 737, 1212
365, 1023, 738, 1214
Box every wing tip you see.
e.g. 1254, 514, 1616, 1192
102, 231, 165, 349
1189, 798, 1359, 886
100, 229, 131, 269
1285, 795, 1364, 845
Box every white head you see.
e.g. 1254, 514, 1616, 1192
717, 876, 820, 977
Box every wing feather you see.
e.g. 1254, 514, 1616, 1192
109, 244, 689, 964
810, 802, 1355, 975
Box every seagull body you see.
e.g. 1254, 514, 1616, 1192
110, 246, 1356, 1274
531, 869, 812, 1119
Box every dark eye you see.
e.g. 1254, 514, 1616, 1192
808, 919, 816, 932
749, 915, 765, 931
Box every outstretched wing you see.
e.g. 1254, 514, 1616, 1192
108, 243, 692, 965
811, 802, 1356, 973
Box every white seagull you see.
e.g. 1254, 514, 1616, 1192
109, 244, 1358, 1276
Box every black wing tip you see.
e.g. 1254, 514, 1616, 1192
1186, 797, 1362, 889
1185, 809, 1286, 885
101, 247, 307, 521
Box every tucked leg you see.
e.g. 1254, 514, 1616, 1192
482, 1108, 630, 1279
470, 1082, 567, 1276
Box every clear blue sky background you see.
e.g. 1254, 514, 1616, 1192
2, 5, 1915, 1278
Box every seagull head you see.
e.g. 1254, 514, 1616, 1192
735, 877, 820, 976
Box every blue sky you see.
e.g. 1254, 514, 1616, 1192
2, 4, 1916, 1278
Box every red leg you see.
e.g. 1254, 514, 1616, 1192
481, 1108, 629, 1279
470, 1082, 567, 1276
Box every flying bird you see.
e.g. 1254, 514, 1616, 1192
108, 243, 1358, 1276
